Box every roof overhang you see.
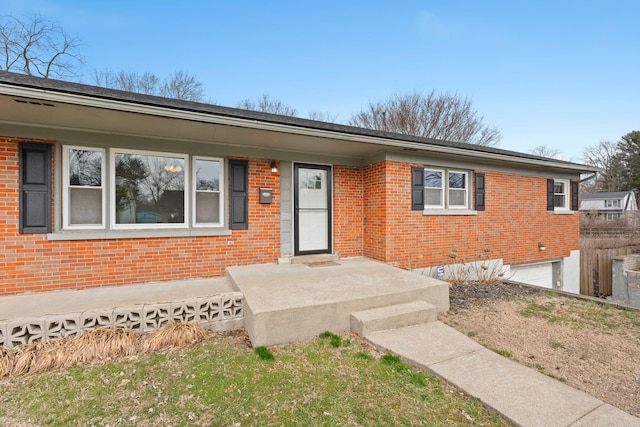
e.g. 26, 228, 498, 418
0, 78, 598, 174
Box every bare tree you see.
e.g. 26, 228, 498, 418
94, 69, 205, 101
93, 69, 160, 94
583, 140, 626, 192
348, 91, 502, 146
159, 70, 204, 102
237, 94, 298, 116
308, 110, 340, 123
529, 145, 562, 159
0, 14, 84, 79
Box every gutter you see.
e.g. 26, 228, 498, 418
0, 82, 598, 173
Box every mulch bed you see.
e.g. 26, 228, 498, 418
448, 281, 542, 310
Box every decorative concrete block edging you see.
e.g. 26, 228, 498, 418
0, 292, 244, 348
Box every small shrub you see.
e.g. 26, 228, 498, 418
319, 331, 344, 348
254, 346, 275, 361
329, 335, 342, 348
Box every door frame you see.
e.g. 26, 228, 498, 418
293, 163, 333, 256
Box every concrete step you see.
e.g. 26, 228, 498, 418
290, 254, 339, 265
227, 259, 449, 347
350, 300, 437, 337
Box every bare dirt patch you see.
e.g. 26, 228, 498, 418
441, 282, 640, 417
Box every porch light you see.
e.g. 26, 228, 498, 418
538, 243, 546, 251
270, 160, 278, 174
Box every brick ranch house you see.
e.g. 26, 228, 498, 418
0, 71, 597, 297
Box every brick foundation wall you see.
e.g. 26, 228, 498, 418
0, 137, 280, 296
364, 160, 579, 269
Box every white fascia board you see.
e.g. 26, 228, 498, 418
2, 83, 595, 173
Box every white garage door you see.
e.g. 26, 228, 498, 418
510, 263, 553, 288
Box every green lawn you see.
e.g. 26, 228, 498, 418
0, 330, 507, 426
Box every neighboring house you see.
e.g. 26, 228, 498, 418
580, 191, 638, 220
0, 71, 597, 296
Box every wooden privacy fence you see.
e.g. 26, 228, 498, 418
580, 247, 640, 296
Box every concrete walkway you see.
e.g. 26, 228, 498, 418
367, 321, 640, 427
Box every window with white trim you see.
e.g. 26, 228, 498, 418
448, 171, 468, 208
605, 199, 621, 208
553, 179, 569, 210
112, 150, 187, 228
604, 212, 621, 220
193, 157, 223, 226
62, 146, 105, 229
61, 146, 225, 230
423, 168, 469, 209
423, 169, 444, 208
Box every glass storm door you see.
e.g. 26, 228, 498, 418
294, 164, 332, 255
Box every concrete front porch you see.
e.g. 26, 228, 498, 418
227, 257, 449, 347
0, 257, 448, 349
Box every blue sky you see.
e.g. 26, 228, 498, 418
4, 1, 640, 161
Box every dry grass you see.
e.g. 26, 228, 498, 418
0, 322, 211, 378
143, 321, 210, 352
0, 346, 15, 377
443, 290, 640, 417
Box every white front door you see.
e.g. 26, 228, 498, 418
294, 164, 332, 255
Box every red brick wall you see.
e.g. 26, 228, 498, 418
333, 165, 363, 257
364, 160, 579, 269
0, 135, 580, 296
0, 137, 280, 296
363, 162, 387, 261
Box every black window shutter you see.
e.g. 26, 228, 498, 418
547, 179, 555, 211
229, 159, 248, 230
411, 167, 424, 211
19, 143, 52, 234
571, 181, 579, 211
475, 173, 486, 211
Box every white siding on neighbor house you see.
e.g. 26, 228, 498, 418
580, 192, 638, 213
580, 199, 605, 211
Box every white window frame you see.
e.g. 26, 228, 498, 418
423, 168, 445, 209
62, 145, 106, 230
192, 156, 224, 227
605, 199, 620, 208
447, 170, 469, 209
553, 179, 570, 211
423, 167, 470, 210
110, 148, 189, 230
